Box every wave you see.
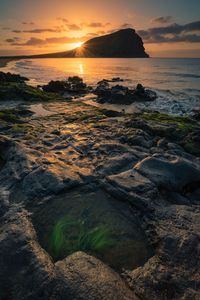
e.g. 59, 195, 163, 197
160, 72, 200, 79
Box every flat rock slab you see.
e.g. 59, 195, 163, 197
135, 154, 200, 192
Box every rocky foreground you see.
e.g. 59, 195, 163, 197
0, 73, 200, 299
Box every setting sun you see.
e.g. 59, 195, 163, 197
74, 41, 84, 48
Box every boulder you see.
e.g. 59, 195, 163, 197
56, 252, 139, 300
135, 154, 200, 192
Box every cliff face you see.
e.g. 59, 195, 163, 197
28, 28, 149, 59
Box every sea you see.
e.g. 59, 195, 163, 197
2, 57, 200, 115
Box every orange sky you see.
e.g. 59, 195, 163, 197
0, 0, 200, 57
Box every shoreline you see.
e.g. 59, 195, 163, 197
0, 58, 16, 68
0, 71, 200, 299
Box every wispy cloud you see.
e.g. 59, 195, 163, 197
81, 22, 110, 28
7, 35, 87, 46
12, 27, 65, 34
151, 16, 174, 24
22, 21, 35, 25
57, 18, 68, 24
120, 23, 132, 29
67, 24, 81, 31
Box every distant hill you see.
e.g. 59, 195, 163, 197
0, 29, 149, 59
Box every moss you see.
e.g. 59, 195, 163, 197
139, 111, 200, 156
0, 109, 19, 123
140, 112, 198, 136
0, 82, 61, 102
49, 217, 114, 260
12, 124, 28, 133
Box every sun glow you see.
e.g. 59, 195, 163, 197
74, 41, 84, 48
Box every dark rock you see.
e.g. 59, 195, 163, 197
56, 252, 139, 300
101, 109, 123, 117
0, 71, 29, 83
94, 82, 157, 105
42, 76, 88, 95
51, 129, 61, 135
135, 154, 200, 192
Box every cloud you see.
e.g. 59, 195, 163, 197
120, 23, 132, 29
151, 16, 174, 24
138, 21, 200, 43
23, 28, 63, 33
22, 22, 35, 25
57, 18, 68, 24
12, 30, 22, 33
81, 22, 110, 28
5, 38, 20, 43
11, 27, 65, 34
9, 36, 86, 46
85, 32, 99, 38
67, 24, 81, 31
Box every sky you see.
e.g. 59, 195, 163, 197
0, 0, 200, 57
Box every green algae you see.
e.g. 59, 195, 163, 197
140, 112, 198, 134
0, 82, 61, 102
139, 112, 200, 156
49, 217, 114, 260
31, 188, 153, 270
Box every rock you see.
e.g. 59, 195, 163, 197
22, 164, 83, 199
51, 129, 61, 135
94, 82, 157, 105
135, 154, 200, 192
56, 252, 139, 300
111, 77, 124, 82
157, 138, 168, 148
0, 71, 29, 83
0, 136, 35, 190
107, 168, 156, 195
42, 76, 89, 95
124, 205, 200, 300
128, 135, 153, 149
101, 109, 123, 117
0, 207, 139, 300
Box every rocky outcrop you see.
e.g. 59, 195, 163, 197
21, 28, 149, 59
77, 29, 149, 58
95, 82, 157, 104
42, 76, 90, 95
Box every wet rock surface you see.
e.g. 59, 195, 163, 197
0, 81, 200, 299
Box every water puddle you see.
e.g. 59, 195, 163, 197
29, 103, 57, 117
31, 187, 153, 271
84, 99, 139, 114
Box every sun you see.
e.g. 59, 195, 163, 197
75, 41, 84, 48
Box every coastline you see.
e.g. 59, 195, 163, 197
0, 58, 16, 68
0, 71, 200, 299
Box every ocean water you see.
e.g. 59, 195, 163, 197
2, 58, 200, 115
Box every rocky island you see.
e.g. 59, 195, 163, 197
0, 72, 200, 300
0, 28, 149, 62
